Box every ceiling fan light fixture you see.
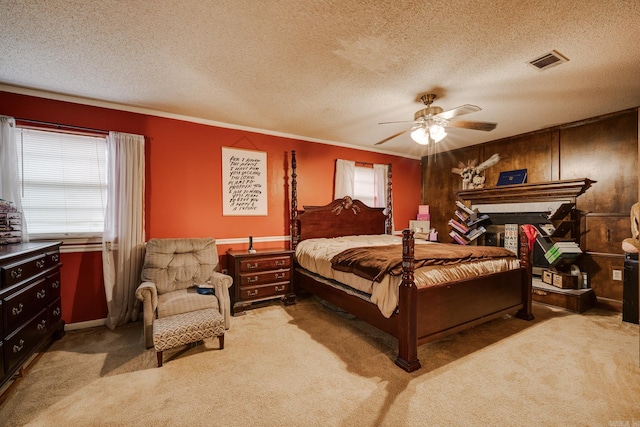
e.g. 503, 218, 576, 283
429, 124, 447, 142
410, 126, 430, 145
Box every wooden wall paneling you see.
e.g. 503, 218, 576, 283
559, 111, 638, 214
579, 254, 624, 309
482, 131, 557, 185
422, 145, 482, 238
582, 214, 630, 255
551, 130, 561, 181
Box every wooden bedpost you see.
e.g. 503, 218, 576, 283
291, 150, 299, 250
386, 164, 393, 235
516, 226, 534, 320
395, 228, 421, 372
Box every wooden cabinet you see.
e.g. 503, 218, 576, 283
227, 249, 296, 315
1, 242, 64, 390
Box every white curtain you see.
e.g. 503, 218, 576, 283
373, 164, 388, 209
0, 116, 28, 242
334, 159, 355, 198
373, 164, 393, 233
102, 131, 145, 330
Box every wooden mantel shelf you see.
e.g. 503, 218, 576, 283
456, 178, 595, 205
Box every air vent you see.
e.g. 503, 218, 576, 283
528, 50, 569, 71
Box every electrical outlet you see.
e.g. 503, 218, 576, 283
612, 269, 622, 281
221, 268, 228, 275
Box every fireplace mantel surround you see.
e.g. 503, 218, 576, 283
456, 178, 595, 206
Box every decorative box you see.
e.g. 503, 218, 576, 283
551, 271, 579, 289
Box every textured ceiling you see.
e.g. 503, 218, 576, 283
1, 0, 639, 159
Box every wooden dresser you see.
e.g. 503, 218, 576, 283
227, 249, 296, 315
1, 242, 64, 390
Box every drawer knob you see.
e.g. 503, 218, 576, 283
53, 307, 61, 316
52, 280, 60, 289
247, 276, 258, 283
37, 320, 47, 330
13, 339, 25, 353
10, 267, 23, 279
37, 289, 46, 299
12, 303, 24, 315
275, 273, 286, 280
247, 289, 258, 297
52, 254, 59, 262
246, 262, 258, 269
36, 259, 46, 268
275, 285, 286, 292
275, 260, 286, 266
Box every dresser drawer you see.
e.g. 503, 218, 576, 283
3, 278, 48, 335
1, 253, 47, 289
239, 256, 291, 272
47, 271, 61, 300
48, 297, 62, 329
239, 269, 291, 287
240, 283, 291, 300
46, 250, 61, 268
4, 309, 48, 374
0, 341, 4, 376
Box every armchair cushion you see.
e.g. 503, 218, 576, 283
157, 288, 219, 318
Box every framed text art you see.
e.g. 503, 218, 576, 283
222, 147, 267, 216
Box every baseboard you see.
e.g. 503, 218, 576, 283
64, 318, 107, 331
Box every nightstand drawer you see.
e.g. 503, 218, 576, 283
239, 269, 290, 287
241, 283, 290, 300
239, 256, 291, 272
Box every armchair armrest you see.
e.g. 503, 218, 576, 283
136, 281, 158, 348
211, 271, 232, 329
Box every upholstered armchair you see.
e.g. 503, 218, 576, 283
135, 238, 232, 349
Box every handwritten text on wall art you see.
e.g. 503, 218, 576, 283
222, 147, 267, 216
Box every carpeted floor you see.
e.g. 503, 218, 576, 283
1, 297, 639, 427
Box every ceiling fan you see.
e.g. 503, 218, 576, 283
375, 94, 497, 146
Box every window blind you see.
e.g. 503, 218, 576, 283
354, 166, 375, 207
16, 128, 107, 238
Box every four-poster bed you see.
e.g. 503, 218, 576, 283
289, 150, 533, 372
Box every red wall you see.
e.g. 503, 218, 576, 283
0, 90, 422, 324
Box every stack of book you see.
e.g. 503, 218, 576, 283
544, 241, 582, 266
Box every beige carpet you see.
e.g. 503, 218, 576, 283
1, 297, 639, 427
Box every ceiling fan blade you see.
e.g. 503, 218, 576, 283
374, 128, 412, 145
379, 120, 417, 125
447, 120, 497, 131
436, 104, 482, 120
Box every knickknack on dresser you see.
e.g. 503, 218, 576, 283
0, 241, 64, 392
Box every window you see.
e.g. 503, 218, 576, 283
353, 165, 375, 207
16, 128, 107, 239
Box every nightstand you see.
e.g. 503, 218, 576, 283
226, 248, 296, 315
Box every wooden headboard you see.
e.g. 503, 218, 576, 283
294, 198, 387, 245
